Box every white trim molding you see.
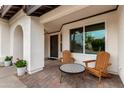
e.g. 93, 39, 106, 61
40, 5, 90, 24
9, 9, 27, 25
0, 18, 9, 23
28, 67, 43, 74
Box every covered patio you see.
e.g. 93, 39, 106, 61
0, 59, 123, 88
0, 5, 124, 88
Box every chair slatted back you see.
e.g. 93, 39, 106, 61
95, 51, 110, 73
62, 50, 74, 64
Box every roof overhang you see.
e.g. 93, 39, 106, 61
43, 5, 118, 33
0, 5, 60, 20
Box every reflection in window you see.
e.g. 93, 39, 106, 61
85, 22, 105, 54
70, 27, 83, 53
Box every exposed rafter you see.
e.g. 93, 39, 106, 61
29, 5, 60, 17
27, 5, 42, 15
43, 6, 53, 9
1, 5, 12, 17
0, 5, 60, 20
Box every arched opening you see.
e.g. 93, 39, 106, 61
13, 25, 23, 62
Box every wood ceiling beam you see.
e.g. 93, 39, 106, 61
12, 6, 22, 9
7, 11, 16, 13
27, 5, 42, 15
1, 5, 12, 18
4, 14, 12, 17
43, 6, 53, 9
33, 11, 43, 14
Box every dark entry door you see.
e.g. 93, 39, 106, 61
50, 35, 58, 58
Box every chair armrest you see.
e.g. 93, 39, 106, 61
72, 57, 75, 61
83, 60, 96, 63
59, 57, 63, 62
60, 57, 63, 60
83, 60, 96, 67
108, 62, 112, 66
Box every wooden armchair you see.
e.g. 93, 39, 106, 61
60, 50, 75, 64
83, 51, 111, 83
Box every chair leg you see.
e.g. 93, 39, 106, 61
83, 69, 89, 80
60, 72, 63, 83
82, 73, 85, 80
83, 70, 86, 80
97, 77, 102, 88
98, 76, 101, 83
85, 70, 88, 76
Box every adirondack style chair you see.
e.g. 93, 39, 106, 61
60, 50, 75, 64
83, 51, 111, 83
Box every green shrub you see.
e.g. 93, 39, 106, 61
5, 56, 13, 61
15, 59, 27, 68
91, 39, 105, 51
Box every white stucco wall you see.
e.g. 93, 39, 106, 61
9, 11, 45, 74
30, 17, 44, 73
118, 6, 124, 84
0, 19, 10, 57
45, 34, 49, 58
0, 10, 45, 74
13, 25, 23, 62
61, 11, 118, 74
9, 10, 31, 73
0, 23, 1, 56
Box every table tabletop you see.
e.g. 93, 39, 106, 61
59, 63, 85, 74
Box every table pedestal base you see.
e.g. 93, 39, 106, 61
60, 71, 85, 88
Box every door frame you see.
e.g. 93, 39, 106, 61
49, 33, 60, 59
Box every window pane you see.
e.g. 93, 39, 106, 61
70, 27, 83, 53
85, 22, 105, 54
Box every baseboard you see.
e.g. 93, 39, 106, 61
0, 61, 4, 66
47, 57, 58, 60
119, 71, 124, 85
108, 71, 118, 75
28, 67, 43, 74
45, 57, 49, 60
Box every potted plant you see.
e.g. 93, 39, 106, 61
15, 59, 27, 76
4, 56, 13, 67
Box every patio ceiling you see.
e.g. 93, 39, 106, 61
24, 5, 59, 16
44, 5, 117, 33
0, 5, 23, 20
0, 5, 59, 20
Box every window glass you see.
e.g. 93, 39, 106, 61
70, 27, 83, 53
85, 22, 105, 54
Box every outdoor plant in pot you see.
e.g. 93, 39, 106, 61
15, 58, 27, 76
4, 56, 13, 67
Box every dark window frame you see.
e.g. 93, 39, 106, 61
69, 22, 106, 54
85, 22, 105, 54
70, 27, 83, 53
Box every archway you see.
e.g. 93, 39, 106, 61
13, 25, 23, 62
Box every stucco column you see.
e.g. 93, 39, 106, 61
0, 19, 10, 57
28, 17, 45, 74
9, 14, 44, 74
0, 25, 1, 57
9, 15, 32, 74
